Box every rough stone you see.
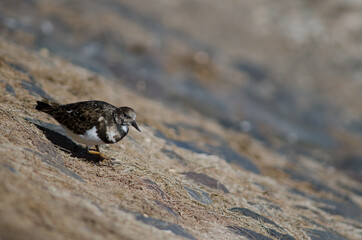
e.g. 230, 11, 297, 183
21, 79, 54, 100
24, 148, 85, 183
229, 207, 282, 230
304, 229, 347, 240
5, 83, 16, 96
265, 228, 295, 240
182, 171, 229, 193
133, 213, 196, 240
227, 226, 273, 240
0, 1, 361, 239
183, 185, 213, 205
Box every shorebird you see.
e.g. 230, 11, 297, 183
35, 98, 141, 159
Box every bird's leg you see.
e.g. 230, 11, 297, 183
87, 145, 101, 155
87, 145, 113, 161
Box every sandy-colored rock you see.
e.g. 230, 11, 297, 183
0, 36, 361, 240
0, 1, 362, 239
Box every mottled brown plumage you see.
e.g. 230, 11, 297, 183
35, 98, 141, 157
37, 100, 113, 134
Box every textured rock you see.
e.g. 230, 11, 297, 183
5, 82, 16, 96
21, 79, 54, 100
305, 229, 347, 240
183, 185, 213, 205
133, 213, 196, 240
182, 171, 229, 193
266, 228, 295, 240
229, 207, 282, 230
0, 1, 361, 240
227, 226, 273, 240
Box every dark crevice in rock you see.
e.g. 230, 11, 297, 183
5, 83, 16, 96
182, 171, 229, 193
133, 213, 196, 240
289, 188, 362, 222
153, 200, 178, 218
227, 225, 273, 240
229, 207, 282, 230
155, 128, 260, 174
24, 148, 84, 183
183, 185, 212, 205
265, 228, 295, 240
304, 228, 347, 240
21, 79, 54, 100
161, 148, 186, 164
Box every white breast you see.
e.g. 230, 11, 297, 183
105, 125, 128, 143
121, 125, 129, 133
107, 129, 118, 143
62, 125, 105, 146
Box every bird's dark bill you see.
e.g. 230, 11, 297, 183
131, 121, 141, 132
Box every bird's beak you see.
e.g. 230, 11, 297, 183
131, 121, 141, 132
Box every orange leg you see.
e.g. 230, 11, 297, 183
87, 145, 101, 155
87, 145, 112, 160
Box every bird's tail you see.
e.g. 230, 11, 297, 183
35, 98, 59, 113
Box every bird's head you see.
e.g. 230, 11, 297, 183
114, 107, 141, 132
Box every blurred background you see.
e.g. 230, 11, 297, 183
1, 0, 362, 181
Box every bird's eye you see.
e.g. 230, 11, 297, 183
123, 113, 128, 118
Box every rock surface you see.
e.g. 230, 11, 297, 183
0, 1, 362, 240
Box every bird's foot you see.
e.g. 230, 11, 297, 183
99, 155, 117, 167
87, 150, 111, 160
88, 151, 115, 165
87, 146, 116, 165
87, 149, 102, 155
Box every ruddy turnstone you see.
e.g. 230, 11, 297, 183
35, 98, 141, 158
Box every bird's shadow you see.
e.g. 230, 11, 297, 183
26, 118, 102, 162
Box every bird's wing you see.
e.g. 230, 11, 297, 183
50, 101, 114, 134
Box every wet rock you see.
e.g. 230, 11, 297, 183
153, 200, 178, 218
229, 207, 281, 229
304, 228, 347, 240
317, 197, 362, 222
337, 155, 362, 182
133, 213, 196, 240
182, 171, 229, 193
289, 188, 362, 222
5, 83, 16, 96
154, 130, 204, 154
265, 228, 295, 240
143, 179, 166, 199
41, 20, 54, 35
183, 185, 212, 205
24, 148, 84, 183
204, 144, 260, 174
21, 79, 54, 100
252, 197, 281, 211
161, 148, 185, 163
295, 206, 321, 217
8, 62, 29, 74
171, 140, 205, 154
266, 203, 281, 211
1, 163, 16, 173
227, 225, 273, 240
284, 168, 345, 198
234, 60, 268, 82
155, 129, 260, 174
163, 122, 224, 144
300, 216, 323, 228
337, 183, 362, 197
